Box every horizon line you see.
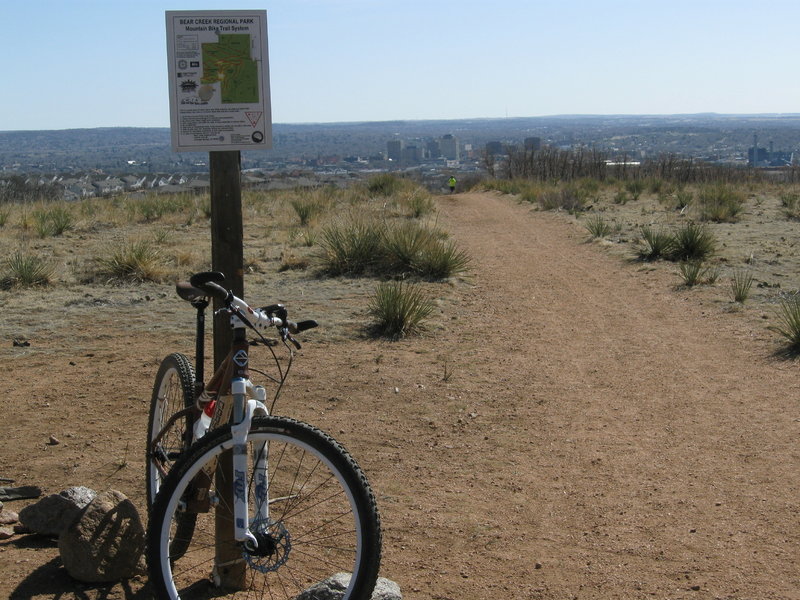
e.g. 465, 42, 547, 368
4, 112, 800, 134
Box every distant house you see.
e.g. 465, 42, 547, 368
93, 177, 125, 196
121, 175, 147, 190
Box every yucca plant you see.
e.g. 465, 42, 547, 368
366, 173, 403, 197
584, 215, 611, 239
381, 221, 436, 274
638, 225, 675, 261
414, 238, 471, 279
731, 269, 754, 303
33, 204, 73, 237
697, 183, 744, 222
99, 239, 167, 282
678, 260, 706, 287
290, 195, 327, 226
1, 250, 53, 288
317, 217, 385, 275
403, 189, 436, 218
671, 222, 716, 262
775, 295, 800, 352
368, 280, 434, 339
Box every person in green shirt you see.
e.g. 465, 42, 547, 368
448, 175, 456, 194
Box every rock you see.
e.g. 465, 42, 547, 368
0, 509, 19, 525
0, 526, 14, 539
58, 490, 145, 583
18, 486, 96, 536
296, 573, 402, 600
48, 435, 60, 445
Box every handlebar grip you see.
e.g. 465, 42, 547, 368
289, 320, 319, 334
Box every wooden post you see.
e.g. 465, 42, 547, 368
210, 150, 244, 365
209, 150, 247, 589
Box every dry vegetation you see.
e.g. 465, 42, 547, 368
481, 174, 800, 352
0, 176, 473, 344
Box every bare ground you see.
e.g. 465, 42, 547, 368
0, 191, 798, 599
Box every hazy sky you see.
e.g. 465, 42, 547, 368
3, 0, 799, 131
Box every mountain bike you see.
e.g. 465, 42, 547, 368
145, 271, 381, 599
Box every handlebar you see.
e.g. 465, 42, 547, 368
182, 271, 318, 347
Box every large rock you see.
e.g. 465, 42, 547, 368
58, 490, 145, 583
18, 486, 96, 536
296, 573, 402, 600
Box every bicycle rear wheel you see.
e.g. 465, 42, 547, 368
147, 353, 196, 507
147, 416, 382, 600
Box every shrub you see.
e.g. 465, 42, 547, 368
585, 215, 611, 239
317, 217, 385, 275
33, 204, 73, 237
98, 239, 167, 282
1, 250, 53, 288
730, 269, 754, 303
402, 189, 436, 218
368, 280, 434, 339
380, 221, 470, 279
538, 185, 585, 213
678, 260, 706, 287
366, 173, 404, 197
638, 226, 675, 261
290, 195, 327, 226
780, 191, 800, 220
775, 295, 800, 352
413, 237, 471, 279
625, 180, 644, 200
697, 184, 744, 222
671, 222, 716, 262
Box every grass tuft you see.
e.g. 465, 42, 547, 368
1, 250, 54, 288
671, 222, 716, 262
638, 226, 675, 261
585, 214, 612, 239
730, 269, 754, 303
775, 295, 800, 353
697, 184, 744, 222
368, 280, 434, 339
98, 239, 168, 283
33, 204, 74, 237
317, 217, 385, 275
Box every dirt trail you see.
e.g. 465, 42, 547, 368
0, 191, 797, 600
367, 191, 798, 599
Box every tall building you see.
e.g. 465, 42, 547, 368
387, 140, 403, 161
440, 134, 459, 160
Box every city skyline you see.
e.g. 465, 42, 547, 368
3, 0, 800, 132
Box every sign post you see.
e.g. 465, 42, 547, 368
166, 10, 271, 590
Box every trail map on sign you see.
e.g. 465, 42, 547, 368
201, 34, 258, 104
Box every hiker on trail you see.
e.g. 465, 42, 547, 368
448, 175, 456, 194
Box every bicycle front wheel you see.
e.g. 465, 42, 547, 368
147, 353, 196, 507
147, 416, 382, 600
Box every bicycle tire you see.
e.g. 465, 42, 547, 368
147, 353, 196, 508
147, 416, 382, 600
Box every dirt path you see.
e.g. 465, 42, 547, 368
401, 191, 799, 599
0, 191, 797, 599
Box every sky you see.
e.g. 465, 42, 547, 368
3, 0, 800, 131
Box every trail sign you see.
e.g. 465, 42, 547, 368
166, 10, 272, 152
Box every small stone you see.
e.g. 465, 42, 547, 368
48, 435, 60, 445
0, 509, 19, 525
0, 526, 14, 540
534, 562, 543, 569
690, 585, 701, 591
